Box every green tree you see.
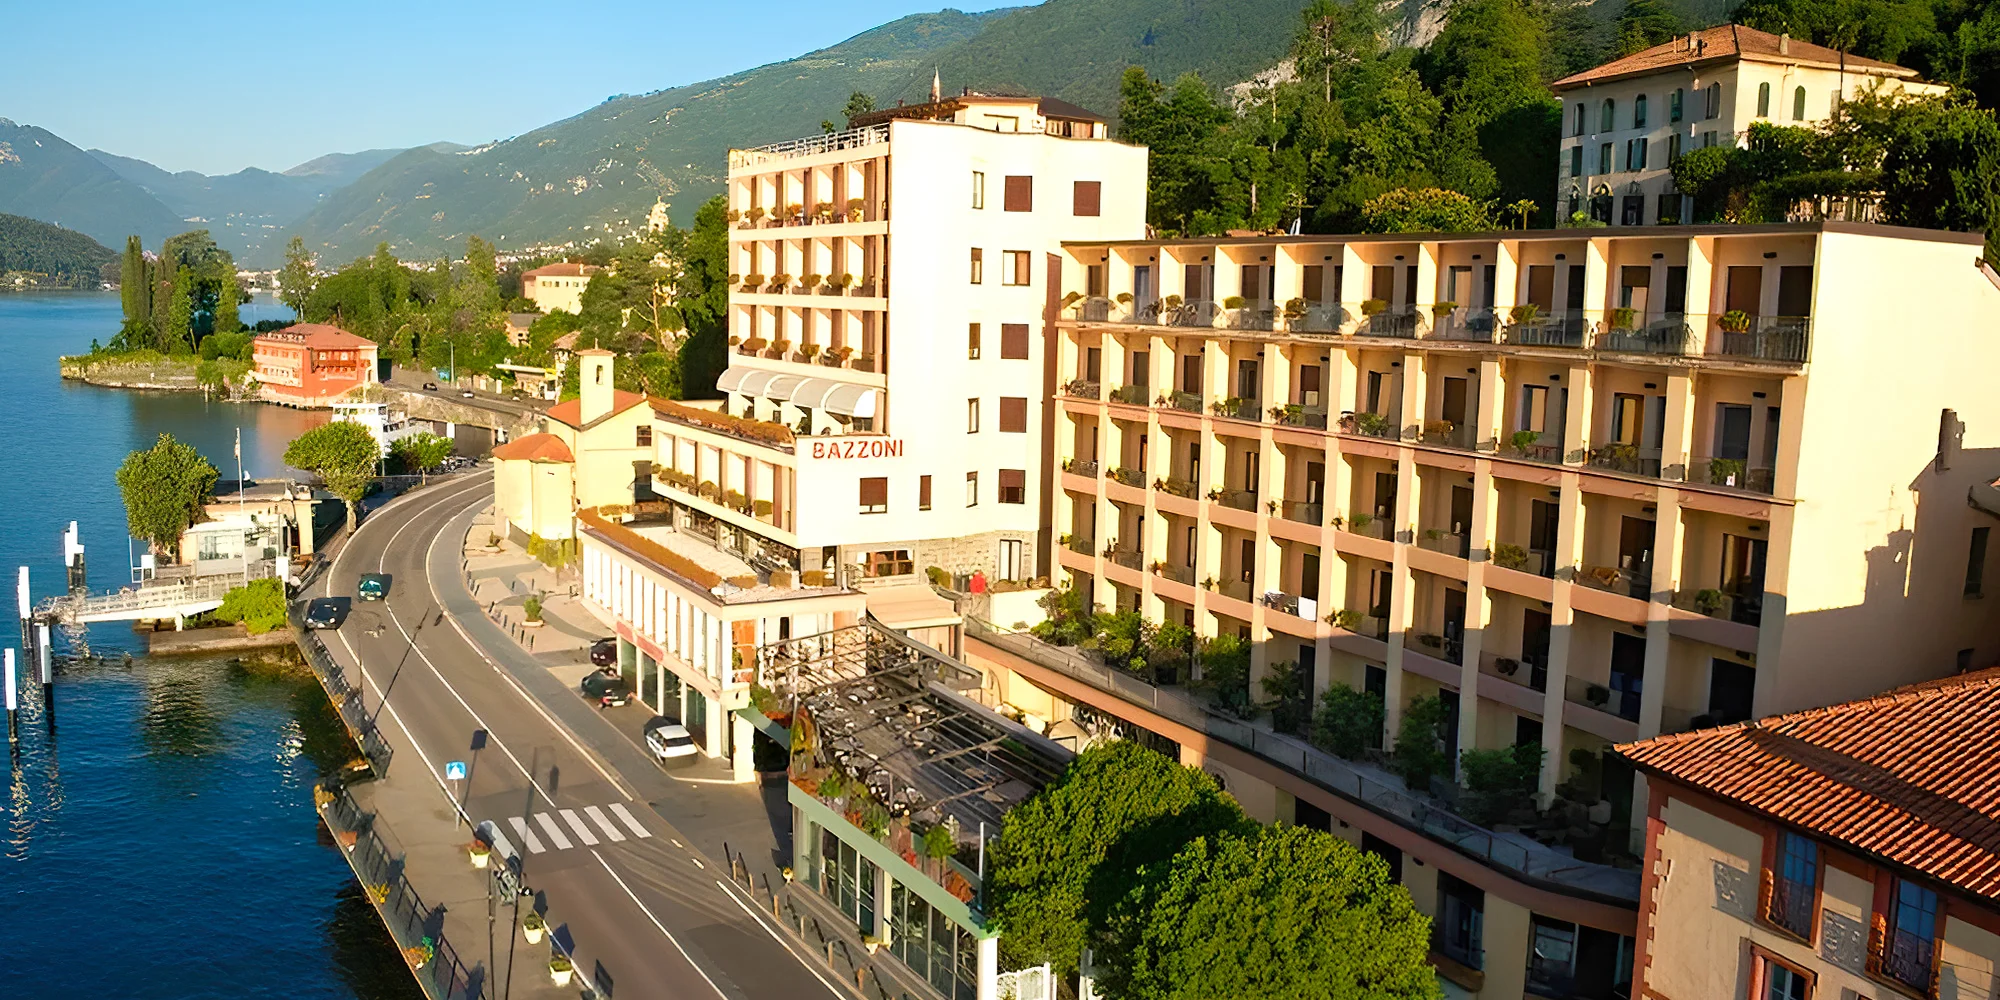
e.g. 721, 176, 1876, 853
1311, 683, 1384, 758
986, 741, 1252, 976
279, 236, 316, 315
390, 431, 454, 480
115, 433, 219, 559
1391, 695, 1453, 792
1360, 187, 1495, 232
1615, 0, 1683, 56
214, 268, 241, 335
823, 90, 877, 132
1102, 825, 1439, 1000
118, 235, 147, 335
670, 195, 731, 398
214, 578, 288, 634
284, 421, 381, 532
165, 266, 196, 353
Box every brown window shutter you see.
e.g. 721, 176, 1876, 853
999, 468, 1026, 501
1073, 180, 1101, 217
919, 475, 932, 509
1000, 323, 1030, 359
999, 397, 1027, 432
859, 477, 888, 508
1004, 175, 1032, 212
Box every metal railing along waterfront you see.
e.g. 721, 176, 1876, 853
967, 619, 1642, 903
293, 606, 395, 774
317, 784, 479, 1000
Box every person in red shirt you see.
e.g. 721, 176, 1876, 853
968, 570, 988, 594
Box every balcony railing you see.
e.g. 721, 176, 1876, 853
1586, 444, 1662, 479
1213, 578, 1253, 603
1577, 563, 1651, 601
1168, 299, 1222, 328
730, 123, 890, 165
1502, 430, 1565, 465
1260, 590, 1318, 621
1075, 296, 1114, 322
1338, 411, 1399, 440
1767, 875, 1815, 939
1226, 303, 1277, 331
1686, 456, 1774, 495
1289, 302, 1346, 335
1272, 404, 1329, 429
1165, 390, 1203, 414
1594, 313, 1691, 356
1359, 304, 1420, 339
1419, 422, 1478, 451
1153, 476, 1199, 500
1107, 547, 1143, 570
1062, 458, 1099, 479
1416, 529, 1470, 559
1672, 586, 1764, 627
1715, 315, 1810, 363
1108, 384, 1149, 406
1155, 564, 1195, 586
1280, 500, 1324, 526
1212, 488, 1258, 512
1565, 673, 1641, 722
1407, 629, 1464, 665
1340, 514, 1392, 540
1500, 310, 1586, 348
1210, 397, 1262, 422
1432, 307, 1497, 342
1063, 378, 1101, 400
1110, 466, 1146, 489
1063, 534, 1094, 555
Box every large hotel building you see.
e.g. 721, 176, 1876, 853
496, 72, 2000, 1000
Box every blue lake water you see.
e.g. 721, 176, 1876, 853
0, 292, 420, 999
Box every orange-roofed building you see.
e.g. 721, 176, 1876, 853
1550, 25, 1941, 226
491, 349, 654, 540
520, 262, 604, 315
1617, 669, 2000, 1000
252, 323, 379, 404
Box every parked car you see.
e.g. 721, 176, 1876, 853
303, 598, 348, 630
580, 667, 632, 707
357, 573, 391, 601
461, 389, 476, 398
643, 717, 699, 766
422, 382, 438, 391
589, 637, 618, 667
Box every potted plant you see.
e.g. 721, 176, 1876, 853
1585, 683, 1611, 707
922, 822, 956, 862
1496, 656, 1520, 675
1508, 303, 1541, 325
771, 339, 792, 355
1692, 588, 1728, 615
838, 272, 855, 289
549, 955, 574, 986
522, 594, 544, 627
813, 201, 833, 221
404, 943, 434, 970
1608, 306, 1638, 331
1509, 429, 1543, 455
1348, 512, 1375, 530
725, 208, 742, 223
1432, 300, 1458, 317
846, 198, 865, 221
742, 273, 765, 289
522, 911, 547, 944
770, 273, 791, 290
1719, 309, 1752, 333
746, 206, 765, 225
1061, 290, 1084, 311
1222, 295, 1246, 310
1491, 541, 1529, 570
467, 840, 491, 868
1360, 298, 1388, 317
801, 343, 821, 359
1283, 297, 1307, 321
1329, 608, 1364, 631
784, 202, 803, 222
803, 273, 822, 289
1708, 457, 1745, 486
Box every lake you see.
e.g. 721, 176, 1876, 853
0, 291, 420, 999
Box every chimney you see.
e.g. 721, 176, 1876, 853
1780, 32, 1790, 55
577, 349, 615, 424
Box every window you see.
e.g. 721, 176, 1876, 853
1705, 82, 1722, 119
1598, 142, 1613, 174
1435, 873, 1484, 969
1669, 133, 1683, 162
1876, 878, 1940, 992
1000, 323, 1030, 359
1758, 81, 1772, 117
635, 426, 652, 447
1600, 98, 1615, 132
1793, 86, 1807, 120
965, 472, 978, 507
1572, 102, 1586, 136
1765, 832, 1818, 939
1755, 948, 1814, 1000
1704, 130, 1718, 148
918, 475, 932, 511
971, 171, 985, 209
859, 477, 888, 514
864, 549, 912, 576
998, 397, 1027, 432
1627, 137, 1648, 171
1570, 145, 1583, 177
1967, 526, 1989, 596
966, 398, 980, 433
998, 469, 1025, 504
969, 248, 984, 284
1072, 180, 1101, 216
1003, 175, 1032, 212
1004, 250, 1032, 286
1634, 93, 1649, 128
1670, 87, 1684, 122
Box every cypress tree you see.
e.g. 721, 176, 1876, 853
165, 266, 195, 353
149, 256, 174, 349
118, 236, 146, 329
214, 269, 240, 335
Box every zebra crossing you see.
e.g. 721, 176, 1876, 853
482, 802, 652, 857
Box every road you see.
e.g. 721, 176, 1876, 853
382, 367, 549, 421
311, 472, 845, 1000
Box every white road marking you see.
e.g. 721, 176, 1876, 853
591, 850, 728, 999
713, 879, 847, 998
508, 816, 546, 854
610, 803, 653, 839
584, 805, 626, 842
534, 812, 573, 850
559, 808, 599, 846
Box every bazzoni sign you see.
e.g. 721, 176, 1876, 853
809, 438, 905, 460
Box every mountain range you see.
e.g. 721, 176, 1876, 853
0, 0, 1728, 269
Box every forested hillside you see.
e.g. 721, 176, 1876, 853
0, 213, 115, 286
0, 119, 185, 249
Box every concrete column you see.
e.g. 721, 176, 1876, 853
1583, 238, 1612, 319
977, 935, 1000, 1000
1539, 472, 1587, 799
1413, 242, 1440, 317
678, 679, 690, 728
1562, 362, 1594, 466
1493, 240, 1520, 314
1398, 352, 1427, 443
1640, 493, 1685, 740
1684, 237, 1717, 353
1752, 504, 1797, 720
1772, 374, 1807, 499
731, 713, 755, 782
1660, 371, 1696, 481
1475, 358, 1504, 453
707, 692, 726, 758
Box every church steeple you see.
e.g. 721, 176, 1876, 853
930, 66, 941, 103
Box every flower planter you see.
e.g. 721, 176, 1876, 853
469, 846, 491, 869
523, 923, 545, 945
522, 619, 545, 629
550, 966, 573, 987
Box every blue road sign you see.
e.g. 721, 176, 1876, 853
445, 760, 467, 781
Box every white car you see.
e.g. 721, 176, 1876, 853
644, 718, 699, 766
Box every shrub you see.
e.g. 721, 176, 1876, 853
1491, 542, 1528, 570
523, 595, 543, 622
1311, 684, 1384, 759
1260, 659, 1311, 735
214, 578, 287, 635
1391, 695, 1452, 792
925, 565, 951, 589
922, 823, 956, 860
1458, 742, 1546, 827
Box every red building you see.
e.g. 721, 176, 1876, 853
252, 324, 379, 404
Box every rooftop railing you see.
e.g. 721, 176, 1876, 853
730, 124, 891, 166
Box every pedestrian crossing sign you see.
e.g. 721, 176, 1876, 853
445, 760, 467, 781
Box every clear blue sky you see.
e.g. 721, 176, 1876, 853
4, 0, 1020, 175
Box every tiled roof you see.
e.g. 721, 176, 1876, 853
489, 432, 573, 464
545, 389, 646, 429
522, 263, 603, 278
253, 323, 377, 350
1552, 24, 1916, 90
1618, 668, 2000, 898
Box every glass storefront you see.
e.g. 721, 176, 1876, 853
887, 883, 977, 1000
819, 827, 877, 933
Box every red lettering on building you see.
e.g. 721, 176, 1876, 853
809, 438, 904, 460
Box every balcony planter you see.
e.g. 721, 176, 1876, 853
468, 841, 491, 868
521, 911, 546, 945
813, 202, 833, 222
1491, 542, 1528, 570
846, 198, 865, 221
1222, 295, 1246, 309
1432, 300, 1458, 317
1719, 309, 1752, 333
1693, 588, 1727, 615
549, 955, 574, 987
1608, 306, 1638, 332
1360, 298, 1388, 317
1508, 303, 1541, 324
746, 207, 765, 225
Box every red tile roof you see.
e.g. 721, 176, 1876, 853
522, 263, 604, 278
253, 323, 377, 350
1553, 24, 1917, 90
490, 432, 573, 463
545, 389, 647, 429
1618, 668, 2000, 898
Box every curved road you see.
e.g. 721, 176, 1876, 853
312, 472, 844, 1000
